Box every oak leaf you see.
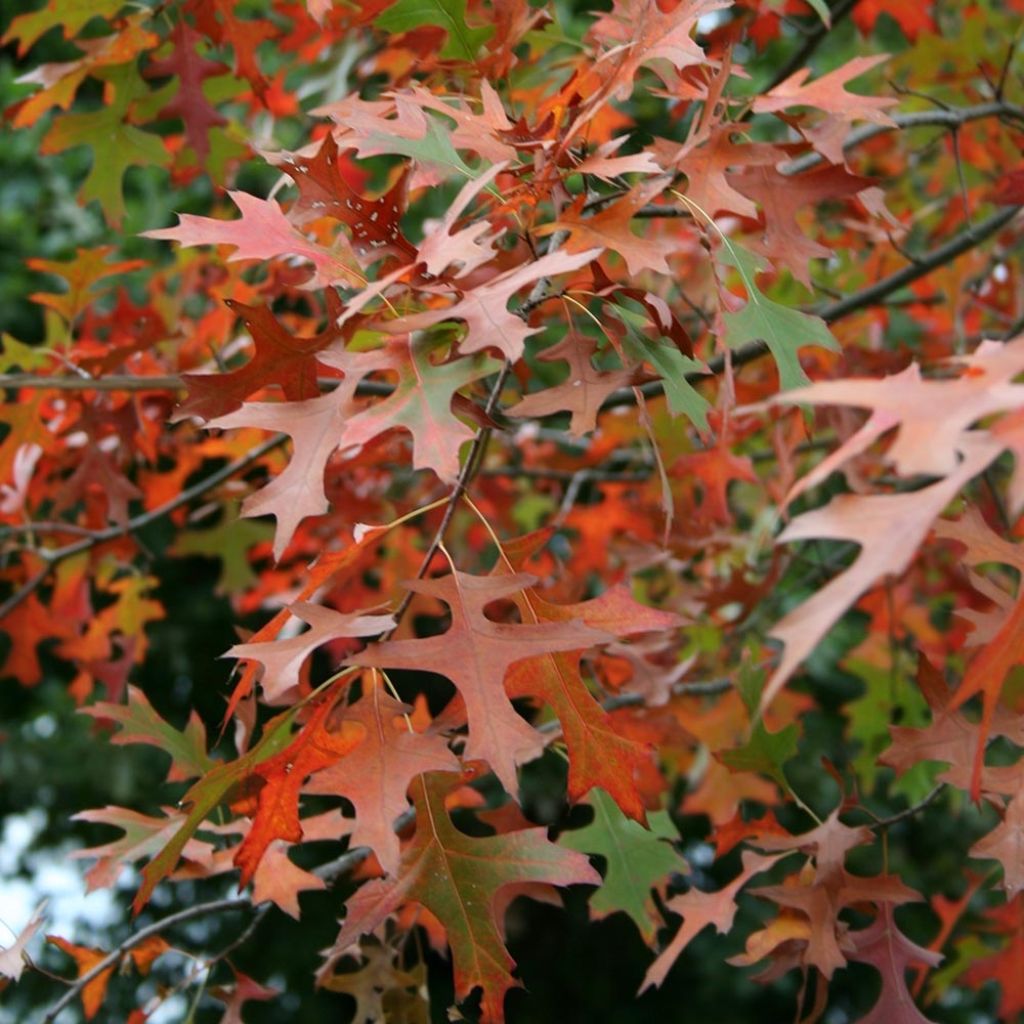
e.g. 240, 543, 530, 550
175, 295, 345, 421
775, 337, 1024, 480
560, 788, 686, 940
274, 134, 417, 264
234, 688, 366, 887
349, 570, 610, 793
145, 20, 227, 161
764, 434, 999, 708
971, 786, 1024, 894
507, 334, 637, 436
729, 164, 878, 287
305, 677, 460, 874
227, 603, 394, 704
0, 902, 46, 982
46, 936, 114, 1020
143, 191, 361, 288
642, 852, 779, 990
537, 177, 676, 276
586, 0, 729, 100
753, 54, 897, 164
80, 684, 214, 783
380, 247, 602, 361
503, 576, 681, 818
318, 772, 600, 1024
848, 904, 942, 1024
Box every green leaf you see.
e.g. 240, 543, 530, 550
40, 65, 170, 224
132, 704, 301, 912
719, 720, 799, 789
804, 0, 831, 27
720, 243, 838, 390
328, 773, 600, 1024
2, 0, 126, 55
614, 304, 711, 430
172, 507, 274, 594
80, 685, 215, 783
375, 0, 494, 61
561, 788, 687, 940
844, 657, 933, 796
364, 112, 480, 180
0, 336, 52, 373
721, 662, 799, 788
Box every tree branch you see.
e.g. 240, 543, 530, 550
781, 100, 1024, 175
764, 0, 857, 93
0, 433, 287, 618
0, 373, 395, 396
598, 203, 1023, 411
42, 897, 252, 1023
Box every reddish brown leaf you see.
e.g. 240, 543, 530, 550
234, 690, 366, 887
350, 571, 611, 793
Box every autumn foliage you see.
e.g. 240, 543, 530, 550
2, 0, 1024, 1021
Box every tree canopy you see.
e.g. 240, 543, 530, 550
2, 1, 1024, 1022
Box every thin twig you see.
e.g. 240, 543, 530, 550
388, 362, 513, 629
763, 0, 857, 93
781, 100, 1024, 175
0, 373, 395, 397
0, 434, 286, 619
42, 821, 391, 1021
42, 898, 252, 1023
866, 784, 946, 830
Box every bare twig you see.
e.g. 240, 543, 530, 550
865, 783, 946, 830
0, 373, 395, 397
388, 361, 513, 629
42, 898, 252, 1023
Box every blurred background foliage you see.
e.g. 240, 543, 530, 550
0, 1, 1010, 1022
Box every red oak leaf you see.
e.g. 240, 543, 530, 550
234, 688, 366, 887
143, 191, 361, 288
729, 164, 878, 286
642, 851, 779, 990
274, 134, 418, 264
765, 434, 1000, 708
848, 904, 942, 1024
504, 580, 681, 819
305, 676, 460, 873
227, 603, 394, 704
586, 0, 730, 100
538, 177, 677, 276
753, 54, 898, 164
145, 21, 227, 161
379, 247, 602, 361
175, 294, 345, 422
508, 334, 638, 436
349, 571, 611, 793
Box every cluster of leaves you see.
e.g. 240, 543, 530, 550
2, 0, 1024, 1021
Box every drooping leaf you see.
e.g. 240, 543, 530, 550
233, 686, 366, 887
720, 243, 838, 391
